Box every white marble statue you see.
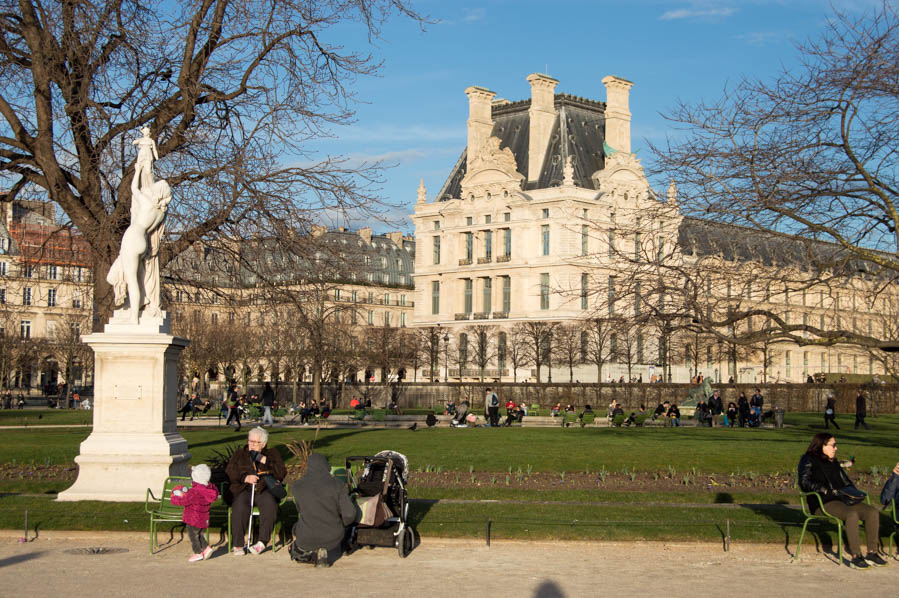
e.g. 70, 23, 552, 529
106, 129, 171, 324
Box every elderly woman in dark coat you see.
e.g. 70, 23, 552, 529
290, 453, 358, 567
226, 427, 287, 556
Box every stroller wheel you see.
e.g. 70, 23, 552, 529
397, 527, 413, 558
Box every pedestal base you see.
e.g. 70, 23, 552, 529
58, 321, 190, 502
57, 433, 190, 502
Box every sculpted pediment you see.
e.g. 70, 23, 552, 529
460, 136, 523, 199
591, 151, 651, 204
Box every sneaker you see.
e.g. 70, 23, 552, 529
188, 553, 204, 563
865, 552, 888, 567
315, 547, 329, 568
247, 541, 265, 555
850, 554, 871, 569
201, 546, 214, 560
231, 547, 245, 556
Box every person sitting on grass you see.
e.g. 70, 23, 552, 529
798, 432, 887, 569
171, 464, 219, 562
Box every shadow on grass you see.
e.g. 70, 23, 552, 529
741, 503, 841, 559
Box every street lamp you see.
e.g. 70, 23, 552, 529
443, 332, 450, 383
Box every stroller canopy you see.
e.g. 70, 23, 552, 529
375, 450, 409, 484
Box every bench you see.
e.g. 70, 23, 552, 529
795, 490, 870, 564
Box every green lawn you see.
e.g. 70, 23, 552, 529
0, 409, 93, 426
0, 412, 896, 542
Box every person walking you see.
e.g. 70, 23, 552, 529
485, 387, 500, 427
261, 381, 275, 427
854, 388, 870, 430
824, 392, 840, 429
226, 383, 242, 431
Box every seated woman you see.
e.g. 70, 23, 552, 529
579, 404, 595, 423
226, 427, 287, 555
798, 432, 887, 569
666, 403, 680, 427
290, 453, 358, 567
725, 401, 738, 428
881, 462, 899, 508
551, 402, 561, 417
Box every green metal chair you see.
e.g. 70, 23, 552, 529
370, 409, 387, 423
529, 404, 540, 417
887, 499, 898, 557
580, 412, 596, 427
562, 412, 578, 427
145, 476, 192, 554
611, 414, 625, 427
634, 413, 648, 427
795, 490, 870, 564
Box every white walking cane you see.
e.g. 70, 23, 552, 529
245, 482, 256, 550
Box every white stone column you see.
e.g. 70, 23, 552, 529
58, 315, 190, 502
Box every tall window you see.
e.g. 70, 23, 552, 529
459, 333, 468, 368
502, 276, 511, 313
634, 231, 641, 260
610, 333, 618, 360
48, 264, 58, 280
484, 230, 492, 260
432, 236, 440, 265
384, 311, 391, 327
0, 289, 5, 304
608, 276, 616, 315
0, 262, 6, 276
498, 332, 507, 370
542, 208, 549, 219
482, 277, 492, 313
580, 331, 588, 363
401, 312, 406, 327
431, 282, 439, 315
634, 282, 641, 315
464, 279, 473, 314
581, 273, 588, 310
541, 225, 550, 256
20, 320, 30, 339
22, 287, 31, 306
637, 333, 644, 364
503, 228, 511, 257
581, 224, 588, 256
368, 310, 374, 325
47, 288, 57, 307
24, 264, 33, 278
464, 232, 473, 262
540, 273, 550, 310
607, 229, 615, 258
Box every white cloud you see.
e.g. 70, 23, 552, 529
736, 29, 792, 45
660, 6, 736, 20
463, 8, 486, 23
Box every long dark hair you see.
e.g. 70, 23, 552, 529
805, 432, 834, 459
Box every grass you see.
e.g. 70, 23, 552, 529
0, 411, 896, 542
0, 409, 93, 426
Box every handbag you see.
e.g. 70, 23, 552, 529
833, 485, 866, 506
261, 473, 287, 501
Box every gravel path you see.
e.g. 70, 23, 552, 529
2, 530, 897, 597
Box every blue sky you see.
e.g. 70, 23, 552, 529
311, 0, 888, 233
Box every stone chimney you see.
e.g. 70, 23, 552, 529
310, 224, 326, 237
465, 86, 496, 171
386, 231, 403, 246
358, 226, 372, 245
602, 75, 634, 154
417, 178, 427, 204
527, 73, 559, 182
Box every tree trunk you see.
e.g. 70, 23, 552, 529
91, 252, 116, 333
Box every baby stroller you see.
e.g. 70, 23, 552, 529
346, 450, 414, 557
450, 402, 470, 427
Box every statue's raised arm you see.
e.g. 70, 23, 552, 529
107, 128, 171, 325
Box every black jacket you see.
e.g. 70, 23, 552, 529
261, 384, 275, 407
798, 454, 854, 503
709, 396, 723, 415
881, 473, 899, 506
856, 394, 867, 416
737, 396, 749, 415
226, 445, 286, 497
291, 453, 357, 551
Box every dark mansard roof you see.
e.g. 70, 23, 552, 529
436, 94, 608, 201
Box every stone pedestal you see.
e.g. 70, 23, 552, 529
58, 311, 190, 502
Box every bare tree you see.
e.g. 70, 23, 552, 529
0, 1, 423, 328
517, 321, 558, 383
507, 324, 532, 383
48, 312, 92, 398
552, 323, 583, 383
649, 3, 899, 350
586, 317, 615, 383
464, 324, 497, 382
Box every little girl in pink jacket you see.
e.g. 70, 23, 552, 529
172, 464, 219, 562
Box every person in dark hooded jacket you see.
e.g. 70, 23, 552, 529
290, 453, 358, 567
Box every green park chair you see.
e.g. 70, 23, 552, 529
145, 475, 192, 554
887, 499, 898, 557
580, 412, 596, 427
795, 490, 870, 564
370, 409, 387, 423
634, 413, 648, 427
351, 409, 368, 422
529, 404, 540, 417
611, 413, 625, 427
563, 412, 578, 427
